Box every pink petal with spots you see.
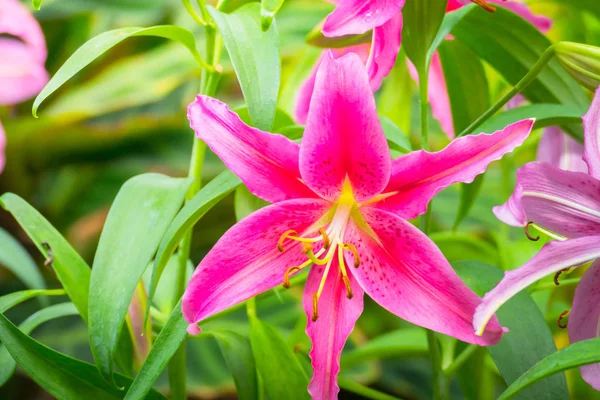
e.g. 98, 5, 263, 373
376, 119, 534, 220
0, 39, 49, 105
583, 87, 600, 179
493, 162, 600, 238
322, 0, 405, 37
299, 52, 391, 202
345, 207, 504, 345
569, 260, 600, 391
537, 127, 587, 173
303, 259, 364, 400
188, 95, 316, 203
0, 0, 47, 63
474, 236, 600, 336
182, 199, 330, 331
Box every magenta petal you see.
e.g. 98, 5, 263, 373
537, 127, 587, 173
493, 184, 527, 228
474, 236, 600, 335
0, 39, 49, 105
346, 207, 504, 345
182, 199, 329, 327
376, 119, 534, 220
490, 0, 552, 33
294, 54, 322, 125
366, 13, 402, 92
569, 260, 600, 391
322, 0, 405, 37
303, 259, 364, 400
0, 0, 47, 63
188, 95, 316, 203
494, 162, 600, 238
583, 87, 600, 179
299, 52, 391, 202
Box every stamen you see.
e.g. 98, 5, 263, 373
471, 0, 499, 12
278, 230, 298, 252
342, 276, 353, 299
342, 243, 360, 267
557, 309, 570, 329
283, 266, 301, 288
554, 267, 574, 286
524, 222, 540, 241
319, 228, 331, 249
303, 243, 330, 265
337, 246, 353, 299
312, 293, 319, 322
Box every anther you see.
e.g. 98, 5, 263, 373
319, 228, 330, 249
342, 275, 353, 299
283, 266, 300, 288
524, 222, 540, 242
42, 241, 54, 268
557, 309, 570, 329
342, 243, 360, 267
277, 230, 297, 252
554, 268, 571, 286
312, 294, 319, 322
303, 245, 329, 265
471, 0, 498, 12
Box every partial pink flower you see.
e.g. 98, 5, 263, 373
477, 87, 600, 392
184, 52, 534, 399
537, 127, 587, 173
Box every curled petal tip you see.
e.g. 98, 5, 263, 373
187, 323, 202, 335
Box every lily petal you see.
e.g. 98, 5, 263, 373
303, 259, 364, 400
188, 95, 316, 203
346, 207, 504, 345
375, 119, 534, 220
569, 260, 600, 391
0, 120, 4, 173
0, 39, 49, 105
583, 87, 600, 179
366, 13, 402, 92
299, 52, 391, 202
537, 127, 587, 173
474, 236, 600, 336
182, 199, 330, 332
0, 0, 47, 63
493, 162, 600, 238
322, 0, 405, 37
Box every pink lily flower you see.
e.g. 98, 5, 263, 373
183, 52, 534, 399
0, 0, 50, 173
474, 88, 600, 391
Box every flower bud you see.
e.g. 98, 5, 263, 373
555, 42, 600, 92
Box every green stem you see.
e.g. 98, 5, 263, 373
443, 344, 478, 376
418, 66, 430, 151
246, 297, 257, 320
427, 330, 449, 400
337, 376, 402, 400
458, 44, 556, 137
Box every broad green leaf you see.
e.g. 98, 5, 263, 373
380, 116, 412, 155
402, 0, 447, 71
0, 302, 78, 386
210, 330, 259, 400
499, 338, 600, 400
306, 28, 371, 49
341, 328, 428, 367
124, 300, 188, 400
89, 173, 192, 385
145, 170, 240, 325
478, 104, 584, 141
454, 261, 569, 400
235, 106, 294, 131
260, 0, 285, 31
234, 185, 269, 221
453, 174, 485, 230
208, 4, 281, 131
431, 232, 500, 265
0, 226, 46, 293
33, 25, 207, 117
0, 289, 65, 313
249, 315, 310, 400
0, 194, 90, 320
0, 311, 166, 400
452, 7, 588, 109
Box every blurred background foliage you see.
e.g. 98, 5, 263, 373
1, 0, 600, 399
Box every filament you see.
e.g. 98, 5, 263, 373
342, 243, 360, 267
557, 309, 570, 329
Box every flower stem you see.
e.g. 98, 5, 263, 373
337, 376, 401, 400
457, 44, 556, 137
427, 330, 450, 400
442, 344, 478, 376
418, 66, 430, 151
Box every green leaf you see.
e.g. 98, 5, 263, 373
477, 104, 584, 141
402, 0, 447, 71
380, 116, 412, 154
89, 173, 192, 385
378, 50, 413, 135
210, 330, 259, 400
260, 0, 285, 31
430, 232, 500, 265
0, 289, 65, 313
145, 170, 240, 325
33, 25, 208, 117
0, 194, 90, 320
453, 174, 485, 230
235, 106, 294, 131
0, 302, 78, 386
248, 315, 310, 400
208, 4, 281, 131
32, 0, 43, 10
499, 338, 600, 400
0, 311, 166, 400
454, 261, 569, 400
0, 226, 46, 293
234, 185, 269, 221
124, 299, 188, 400
306, 28, 371, 49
